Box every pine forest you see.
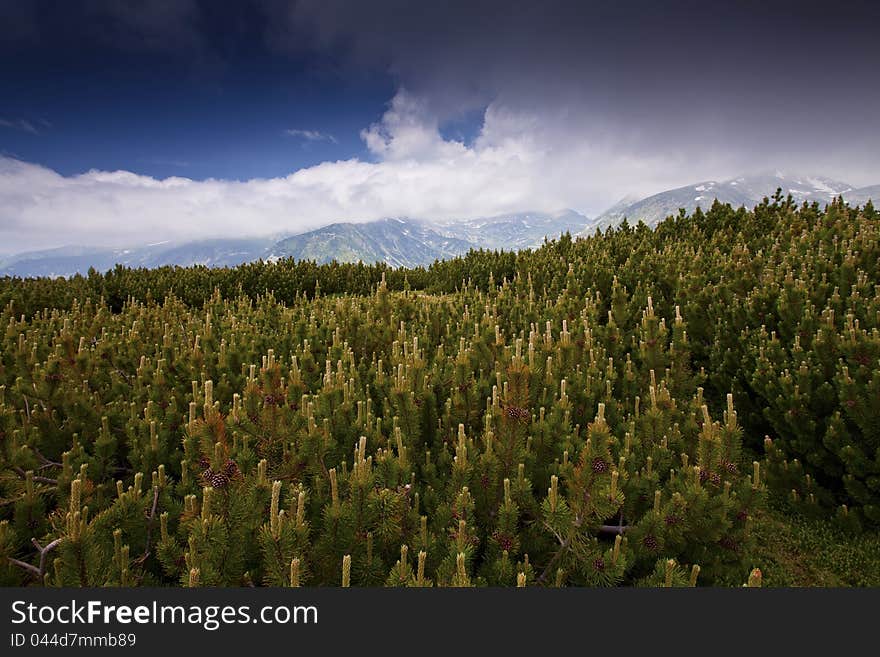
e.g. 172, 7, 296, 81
1, 193, 879, 588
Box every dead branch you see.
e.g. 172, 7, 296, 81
13, 466, 57, 486
8, 537, 63, 583
139, 486, 160, 562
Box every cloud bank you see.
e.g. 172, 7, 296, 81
0, 88, 752, 253
4, 79, 880, 254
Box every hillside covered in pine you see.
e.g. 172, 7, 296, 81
1, 193, 878, 587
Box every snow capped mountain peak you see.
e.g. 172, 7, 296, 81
590, 171, 878, 232
430, 210, 592, 250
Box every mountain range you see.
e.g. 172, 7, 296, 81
432, 209, 592, 251
2, 172, 877, 278
268, 218, 476, 269
0, 211, 594, 278
590, 172, 877, 231
0, 238, 279, 279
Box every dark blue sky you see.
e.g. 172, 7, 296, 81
0, 2, 404, 179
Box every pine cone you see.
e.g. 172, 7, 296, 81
208, 471, 229, 488
200, 458, 239, 489
643, 534, 659, 551
492, 531, 514, 552
592, 457, 608, 474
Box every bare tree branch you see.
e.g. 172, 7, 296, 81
7, 557, 41, 577
37, 538, 62, 578
13, 466, 57, 486
140, 486, 160, 562
32, 446, 62, 468
8, 538, 62, 583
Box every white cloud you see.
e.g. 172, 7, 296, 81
0, 88, 851, 254
360, 90, 465, 161
284, 128, 338, 144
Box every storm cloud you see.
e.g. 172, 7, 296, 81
272, 0, 880, 179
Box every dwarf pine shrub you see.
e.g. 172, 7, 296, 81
0, 194, 877, 586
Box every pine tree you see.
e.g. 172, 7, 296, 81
2, 197, 877, 586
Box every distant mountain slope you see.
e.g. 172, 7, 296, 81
4, 173, 875, 278
590, 173, 874, 231
0, 238, 277, 278
1, 213, 561, 278
844, 184, 880, 207
0, 246, 123, 279
435, 209, 592, 250
592, 182, 755, 231
269, 218, 476, 268
730, 173, 854, 204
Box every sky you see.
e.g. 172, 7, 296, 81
1, 0, 879, 253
